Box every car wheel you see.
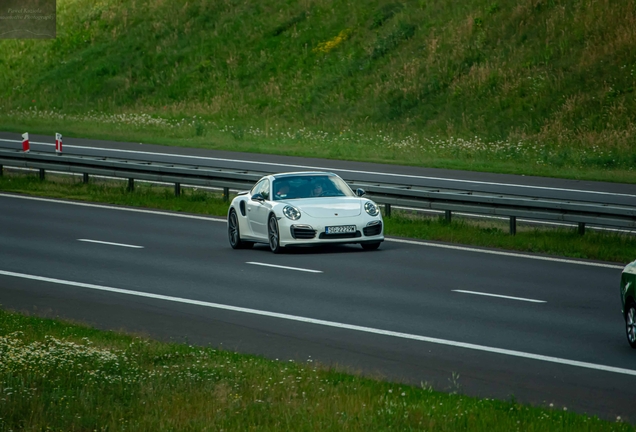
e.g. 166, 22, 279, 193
228, 209, 253, 249
361, 241, 381, 251
626, 303, 636, 349
268, 214, 283, 254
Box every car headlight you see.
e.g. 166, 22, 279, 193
283, 205, 301, 220
364, 201, 379, 216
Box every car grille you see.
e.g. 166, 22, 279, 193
290, 225, 316, 239
319, 231, 362, 239
363, 222, 383, 236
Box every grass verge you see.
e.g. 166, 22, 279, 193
0, 308, 632, 431
1, 117, 635, 185
1, 170, 634, 264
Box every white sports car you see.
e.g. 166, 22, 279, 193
227, 172, 384, 253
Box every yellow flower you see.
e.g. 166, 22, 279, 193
313, 29, 352, 54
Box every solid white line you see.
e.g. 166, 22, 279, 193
386, 238, 625, 269
0, 268, 634, 376
0, 193, 225, 222
0, 193, 625, 268
78, 239, 144, 249
246, 261, 323, 273
394, 205, 636, 235
1, 138, 633, 199
453, 289, 546, 303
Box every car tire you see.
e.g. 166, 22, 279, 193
361, 241, 381, 251
268, 214, 283, 254
228, 209, 253, 250
626, 302, 636, 349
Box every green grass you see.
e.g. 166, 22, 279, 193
0, 308, 632, 431
1, 170, 634, 264
0, 0, 635, 182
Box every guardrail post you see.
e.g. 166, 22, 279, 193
175, 182, 181, 197
127, 178, 134, 192
445, 210, 452, 222
83, 173, 89, 184
39, 169, 45, 180
509, 216, 517, 235
384, 204, 391, 217
578, 222, 586, 235
223, 187, 230, 201
0, 165, 3, 176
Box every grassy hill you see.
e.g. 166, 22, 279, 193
1, 0, 635, 180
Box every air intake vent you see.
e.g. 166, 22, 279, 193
363, 222, 382, 236
291, 225, 316, 239
319, 231, 362, 239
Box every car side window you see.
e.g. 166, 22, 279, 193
261, 180, 270, 200
251, 179, 266, 196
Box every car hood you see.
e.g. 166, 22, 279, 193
298, 198, 362, 218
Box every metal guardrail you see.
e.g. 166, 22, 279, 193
0, 148, 635, 235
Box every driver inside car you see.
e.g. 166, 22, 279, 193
275, 182, 291, 199
311, 182, 323, 197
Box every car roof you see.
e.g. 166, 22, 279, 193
272, 171, 336, 179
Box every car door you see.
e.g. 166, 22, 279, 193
246, 179, 272, 238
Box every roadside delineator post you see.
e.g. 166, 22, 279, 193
55, 133, 63, 155
22, 132, 30, 153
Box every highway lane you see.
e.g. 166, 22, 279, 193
0, 193, 634, 421
1, 132, 635, 206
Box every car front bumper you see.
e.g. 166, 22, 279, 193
278, 217, 384, 247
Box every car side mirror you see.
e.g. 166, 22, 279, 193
251, 193, 265, 202
356, 188, 366, 197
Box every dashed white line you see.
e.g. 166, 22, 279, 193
453, 289, 546, 303
0, 193, 626, 269
247, 261, 323, 273
0, 268, 634, 376
78, 239, 144, 249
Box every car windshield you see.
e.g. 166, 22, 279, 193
273, 175, 354, 200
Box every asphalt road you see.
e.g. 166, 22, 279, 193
0, 193, 633, 422
1, 131, 635, 207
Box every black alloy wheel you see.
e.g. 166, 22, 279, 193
228, 209, 253, 249
627, 303, 636, 349
361, 241, 381, 251
268, 214, 282, 254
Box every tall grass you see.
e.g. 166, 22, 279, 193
0, 309, 633, 431
0, 0, 635, 181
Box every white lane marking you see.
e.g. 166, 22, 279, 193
394, 205, 636, 235
387, 238, 625, 269
0, 268, 634, 376
78, 239, 144, 249
247, 261, 323, 273
1, 138, 633, 199
453, 289, 546, 303
0, 193, 626, 268
0, 193, 224, 222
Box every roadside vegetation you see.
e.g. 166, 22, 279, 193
0, 308, 632, 431
2, 1, 635, 428
0, 0, 635, 182
1, 170, 634, 264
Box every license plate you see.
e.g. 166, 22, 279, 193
325, 225, 356, 234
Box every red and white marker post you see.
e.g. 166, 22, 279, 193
55, 133, 63, 155
22, 132, 30, 153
